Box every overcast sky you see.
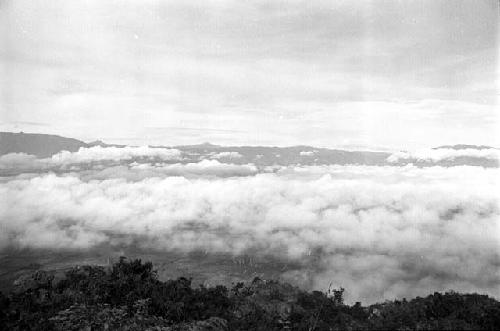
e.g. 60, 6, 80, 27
0, 0, 498, 149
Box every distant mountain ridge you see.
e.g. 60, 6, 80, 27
0, 132, 391, 165
170, 143, 390, 166
433, 144, 497, 150
0, 132, 497, 167
0, 132, 88, 157
87, 139, 126, 148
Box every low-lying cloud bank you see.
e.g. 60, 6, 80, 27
2, 145, 499, 176
52, 146, 182, 163
0, 163, 498, 303
387, 148, 500, 163
210, 151, 243, 160
0, 146, 183, 172
118, 160, 257, 179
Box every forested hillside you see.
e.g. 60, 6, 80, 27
1, 258, 498, 330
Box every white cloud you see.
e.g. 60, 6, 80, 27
0, 146, 183, 173
124, 159, 257, 179
0, 153, 41, 170
0, 164, 498, 303
51, 146, 182, 163
299, 151, 315, 156
387, 148, 500, 163
210, 151, 243, 160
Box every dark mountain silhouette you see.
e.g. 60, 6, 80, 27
174, 143, 390, 166
87, 140, 108, 147
434, 144, 497, 150
87, 139, 126, 148
0, 132, 391, 165
0, 132, 88, 157
0, 132, 497, 167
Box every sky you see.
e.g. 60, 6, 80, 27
0, 0, 498, 149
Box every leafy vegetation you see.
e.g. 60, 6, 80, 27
1, 257, 498, 330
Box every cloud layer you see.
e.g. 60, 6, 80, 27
0, 146, 183, 172
210, 151, 243, 160
387, 148, 500, 163
1, 163, 498, 303
51, 146, 182, 163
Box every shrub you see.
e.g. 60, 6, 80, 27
1, 257, 499, 330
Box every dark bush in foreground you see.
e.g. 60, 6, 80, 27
1, 257, 499, 330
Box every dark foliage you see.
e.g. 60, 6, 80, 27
1, 257, 499, 330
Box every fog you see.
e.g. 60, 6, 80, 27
0, 152, 498, 303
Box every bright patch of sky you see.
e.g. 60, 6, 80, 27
0, 0, 498, 149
